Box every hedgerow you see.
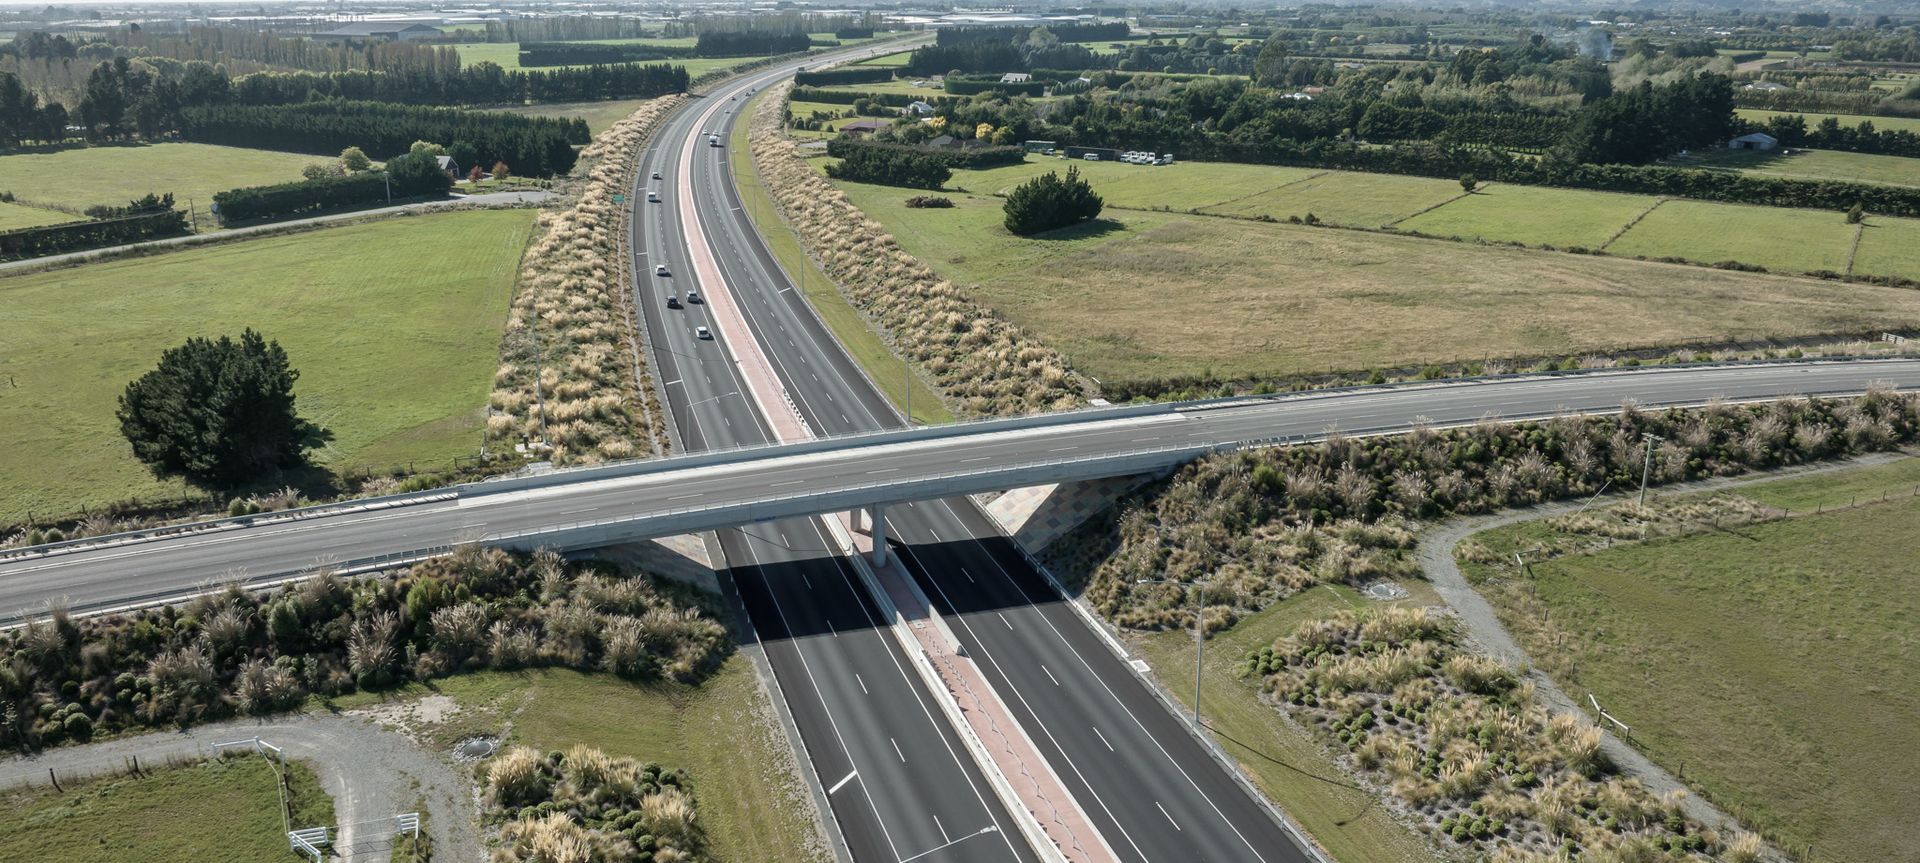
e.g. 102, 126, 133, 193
0, 546, 729, 753
753, 81, 1089, 416
489, 95, 682, 463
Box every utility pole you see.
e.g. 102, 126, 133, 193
384, 172, 391, 205
1639, 432, 1664, 505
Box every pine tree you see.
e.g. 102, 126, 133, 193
117, 330, 321, 488
1002, 166, 1104, 235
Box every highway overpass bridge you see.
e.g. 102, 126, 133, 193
3, 358, 1917, 620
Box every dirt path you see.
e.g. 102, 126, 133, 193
1415, 452, 1906, 837
0, 710, 484, 863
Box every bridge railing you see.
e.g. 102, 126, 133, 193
483, 441, 1219, 548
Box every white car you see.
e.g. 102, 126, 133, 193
647, 191, 660, 202
651, 171, 662, 180
695, 326, 713, 340
654, 264, 669, 276
686, 289, 701, 304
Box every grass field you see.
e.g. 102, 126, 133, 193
735, 93, 950, 424
1130, 584, 1438, 863
1851, 214, 1920, 280
1398, 184, 1657, 248
1737, 108, 1920, 135
832, 178, 1920, 386
1200, 169, 1465, 227
0, 143, 314, 216
812, 78, 947, 98
494, 97, 660, 133
949, 158, 1324, 212
1679, 146, 1920, 188
454, 40, 750, 77
1608, 199, 1858, 274
1459, 460, 1920, 861
0, 199, 80, 230
852, 51, 911, 66
0, 209, 533, 523
334, 661, 825, 863
0, 755, 332, 862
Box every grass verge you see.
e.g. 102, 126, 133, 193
0, 755, 333, 862
1128, 583, 1438, 863
734, 90, 951, 424
1459, 462, 1920, 861
0, 208, 534, 523
329, 661, 824, 863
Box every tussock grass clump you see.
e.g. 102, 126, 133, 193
486, 744, 704, 863
1249, 608, 1723, 858
491, 95, 684, 464
750, 82, 1089, 416
0, 547, 729, 753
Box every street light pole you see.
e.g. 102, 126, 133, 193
1639, 432, 1664, 506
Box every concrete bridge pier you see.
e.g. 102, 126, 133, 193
868, 503, 888, 567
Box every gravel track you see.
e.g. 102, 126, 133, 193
1415, 452, 1905, 838
0, 711, 484, 863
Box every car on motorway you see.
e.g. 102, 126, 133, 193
686, 289, 701, 303
666, 294, 681, 309
651, 171, 662, 180
654, 264, 669, 276
695, 325, 712, 340
647, 190, 660, 202
709, 134, 721, 148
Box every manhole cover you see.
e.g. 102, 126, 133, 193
454, 737, 499, 759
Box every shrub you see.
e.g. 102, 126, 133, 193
905, 195, 954, 208
1003, 166, 1104, 235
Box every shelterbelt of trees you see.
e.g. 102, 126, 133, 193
0, 56, 686, 148
181, 102, 586, 177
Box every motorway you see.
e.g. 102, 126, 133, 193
9, 42, 1920, 863
629, 47, 1034, 863
668, 63, 1317, 863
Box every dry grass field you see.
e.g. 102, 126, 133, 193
833, 180, 1920, 385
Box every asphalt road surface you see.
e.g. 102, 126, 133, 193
633, 47, 1034, 863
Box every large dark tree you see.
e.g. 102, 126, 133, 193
117, 330, 320, 488
1002, 166, 1104, 235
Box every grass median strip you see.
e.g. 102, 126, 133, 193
732, 89, 951, 425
